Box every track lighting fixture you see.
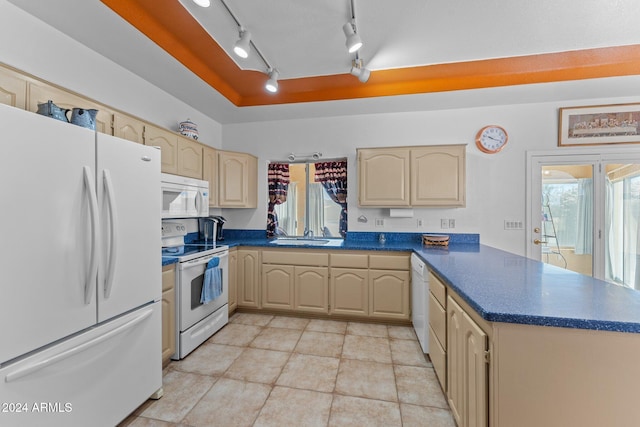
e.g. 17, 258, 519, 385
265, 70, 279, 93
350, 56, 370, 83
233, 30, 251, 59
192, 0, 210, 7
343, 21, 363, 54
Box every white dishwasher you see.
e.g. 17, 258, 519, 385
411, 254, 429, 353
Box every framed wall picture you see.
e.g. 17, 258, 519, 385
558, 103, 640, 147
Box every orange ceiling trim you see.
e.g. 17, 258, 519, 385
101, 0, 640, 108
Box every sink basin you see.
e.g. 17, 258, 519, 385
270, 238, 331, 246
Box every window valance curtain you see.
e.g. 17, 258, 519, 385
267, 162, 290, 237
314, 161, 348, 238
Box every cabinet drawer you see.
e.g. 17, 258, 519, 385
428, 324, 446, 392
429, 271, 446, 307
330, 253, 368, 268
429, 292, 446, 350
369, 253, 410, 270
262, 250, 329, 266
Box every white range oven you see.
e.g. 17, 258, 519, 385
162, 222, 229, 359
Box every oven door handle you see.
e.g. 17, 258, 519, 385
179, 252, 228, 269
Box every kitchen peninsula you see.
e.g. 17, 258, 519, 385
204, 232, 640, 427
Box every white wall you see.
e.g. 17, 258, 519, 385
222, 92, 640, 255
0, 0, 222, 148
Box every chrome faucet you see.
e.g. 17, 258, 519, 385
303, 228, 314, 239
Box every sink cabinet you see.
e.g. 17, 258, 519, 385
330, 268, 369, 317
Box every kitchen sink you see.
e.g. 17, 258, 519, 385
270, 237, 341, 246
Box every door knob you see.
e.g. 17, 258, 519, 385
533, 239, 542, 245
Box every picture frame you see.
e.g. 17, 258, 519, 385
558, 103, 640, 147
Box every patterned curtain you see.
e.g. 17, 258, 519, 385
267, 163, 290, 237
314, 161, 348, 238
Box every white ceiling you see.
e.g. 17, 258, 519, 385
6, 0, 640, 124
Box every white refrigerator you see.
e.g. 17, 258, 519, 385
0, 103, 162, 426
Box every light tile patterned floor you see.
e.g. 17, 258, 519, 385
120, 313, 455, 427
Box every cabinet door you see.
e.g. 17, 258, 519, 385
177, 136, 203, 179
447, 296, 464, 426
411, 145, 465, 207
203, 146, 218, 207
358, 148, 410, 207
237, 250, 260, 308
262, 264, 294, 310
447, 296, 488, 427
228, 249, 238, 313
113, 112, 144, 144
218, 151, 258, 208
330, 268, 368, 317
369, 270, 410, 320
161, 265, 176, 364
462, 309, 488, 427
0, 66, 27, 109
294, 266, 329, 314
144, 124, 179, 174
27, 82, 113, 134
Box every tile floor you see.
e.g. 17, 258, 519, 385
120, 313, 455, 427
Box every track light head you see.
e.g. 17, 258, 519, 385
265, 70, 279, 93
350, 58, 370, 83
192, 0, 210, 7
233, 30, 251, 59
342, 22, 363, 53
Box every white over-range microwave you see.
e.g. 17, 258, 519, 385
161, 173, 209, 218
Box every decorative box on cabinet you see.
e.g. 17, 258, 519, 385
218, 150, 258, 208
161, 265, 176, 365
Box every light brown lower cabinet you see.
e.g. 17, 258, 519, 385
447, 296, 488, 427
228, 248, 237, 313
161, 264, 176, 365
369, 269, 410, 320
329, 268, 369, 317
262, 264, 294, 310
294, 266, 328, 313
237, 249, 260, 308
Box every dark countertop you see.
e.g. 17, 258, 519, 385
218, 234, 640, 334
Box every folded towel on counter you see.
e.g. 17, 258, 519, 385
200, 257, 222, 304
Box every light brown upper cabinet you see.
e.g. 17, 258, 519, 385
358, 145, 466, 208
144, 124, 179, 175
218, 150, 258, 208
177, 136, 203, 180
27, 82, 113, 134
0, 66, 27, 109
113, 112, 145, 144
202, 145, 219, 207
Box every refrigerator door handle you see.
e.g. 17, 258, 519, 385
4, 307, 154, 383
83, 166, 99, 305
103, 169, 119, 299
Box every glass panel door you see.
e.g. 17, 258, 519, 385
604, 163, 640, 289
539, 164, 594, 276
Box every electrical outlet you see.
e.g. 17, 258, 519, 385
449, 219, 456, 228
440, 219, 449, 229
504, 220, 524, 230
417, 219, 423, 227
375, 218, 385, 227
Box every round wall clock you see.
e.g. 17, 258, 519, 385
475, 125, 508, 154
